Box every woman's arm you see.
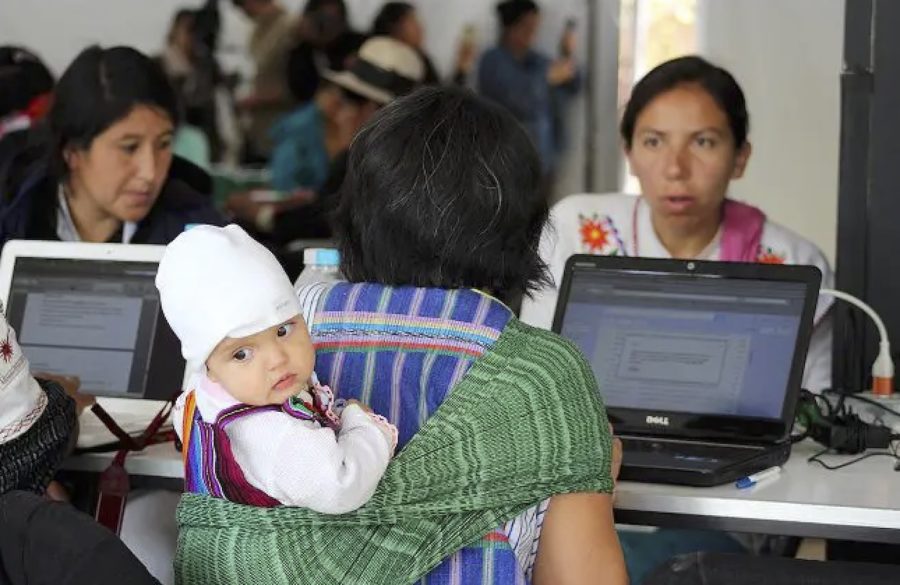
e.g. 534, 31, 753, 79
532, 492, 627, 585
533, 430, 624, 584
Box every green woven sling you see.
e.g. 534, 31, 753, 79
176, 319, 614, 585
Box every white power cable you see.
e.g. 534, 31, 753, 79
820, 288, 894, 385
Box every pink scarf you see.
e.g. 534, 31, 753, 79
720, 199, 766, 262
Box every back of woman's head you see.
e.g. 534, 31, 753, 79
48, 46, 178, 177
335, 85, 549, 301
621, 55, 749, 150
372, 2, 413, 37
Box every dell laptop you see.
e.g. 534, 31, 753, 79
552, 255, 821, 486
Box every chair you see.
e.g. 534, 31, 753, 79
643, 552, 897, 585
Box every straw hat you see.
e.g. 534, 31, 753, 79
324, 36, 425, 105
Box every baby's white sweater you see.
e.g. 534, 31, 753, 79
174, 382, 396, 514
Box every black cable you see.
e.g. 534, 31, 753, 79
807, 439, 900, 471
824, 389, 900, 419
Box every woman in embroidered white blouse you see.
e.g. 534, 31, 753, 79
521, 55, 833, 394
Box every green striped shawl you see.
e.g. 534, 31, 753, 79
175, 319, 613, 584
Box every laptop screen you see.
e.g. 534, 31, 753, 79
5, 256, 183, 399
558, 266, 809, 421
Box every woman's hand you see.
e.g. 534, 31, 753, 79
45, 480, 71, 502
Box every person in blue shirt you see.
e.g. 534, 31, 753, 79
268, 82, 343, 194
478, 0, 580, 191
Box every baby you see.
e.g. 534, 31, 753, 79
158, 224, 396, 513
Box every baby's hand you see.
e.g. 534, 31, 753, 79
339, 399, 398, 454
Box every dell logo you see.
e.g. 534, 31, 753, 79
645, 415, 670, 426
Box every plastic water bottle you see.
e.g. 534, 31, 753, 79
294, 248, 342, 288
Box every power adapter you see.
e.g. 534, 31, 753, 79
807, 411, 895, 454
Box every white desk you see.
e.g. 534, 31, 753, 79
64, 442, 183, 479
616, 441, 900, 543
63, 440, 900, 542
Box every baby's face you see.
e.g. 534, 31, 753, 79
205, 314, 315, 406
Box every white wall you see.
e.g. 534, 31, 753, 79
699, 0, 844, 264
0, 0, 203, 76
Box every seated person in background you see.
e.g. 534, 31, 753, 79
230, 0, 297, 163
0, 45, 225, 248
0, 46, 53, 143
226, 36, 425, 243
158, 224, 396, 511
371, 2, 477, 85
286, 0, 366, 104
0, 45, 53, 196
521, 55, 833, 584
268, 81, 354, 195
521, 55, 833, 394
158, 9, 225, 163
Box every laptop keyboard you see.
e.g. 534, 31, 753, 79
621, 437, 763, 470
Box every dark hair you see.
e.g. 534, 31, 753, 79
497, 0, 539, 29
303, 0, 347, 20
168, 9, 195, 44
334, 86, 549, 301
372, 2, 414, 37
0, 46, 54, 119
621, 55, 749, 150
47, 46, 179, 178
231, 0, 274, 8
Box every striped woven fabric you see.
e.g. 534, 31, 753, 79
311, 283, 512, 450
310, 284, 522, 583
175, 284, 614, 585
182, 385, 342, 507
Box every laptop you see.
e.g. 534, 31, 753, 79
0, 240, 187, 448
552, 255, 821, 486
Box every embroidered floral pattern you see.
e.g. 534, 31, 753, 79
0, 334, 13, 363
578, 214, 624, 255
757, 246, 787, 265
